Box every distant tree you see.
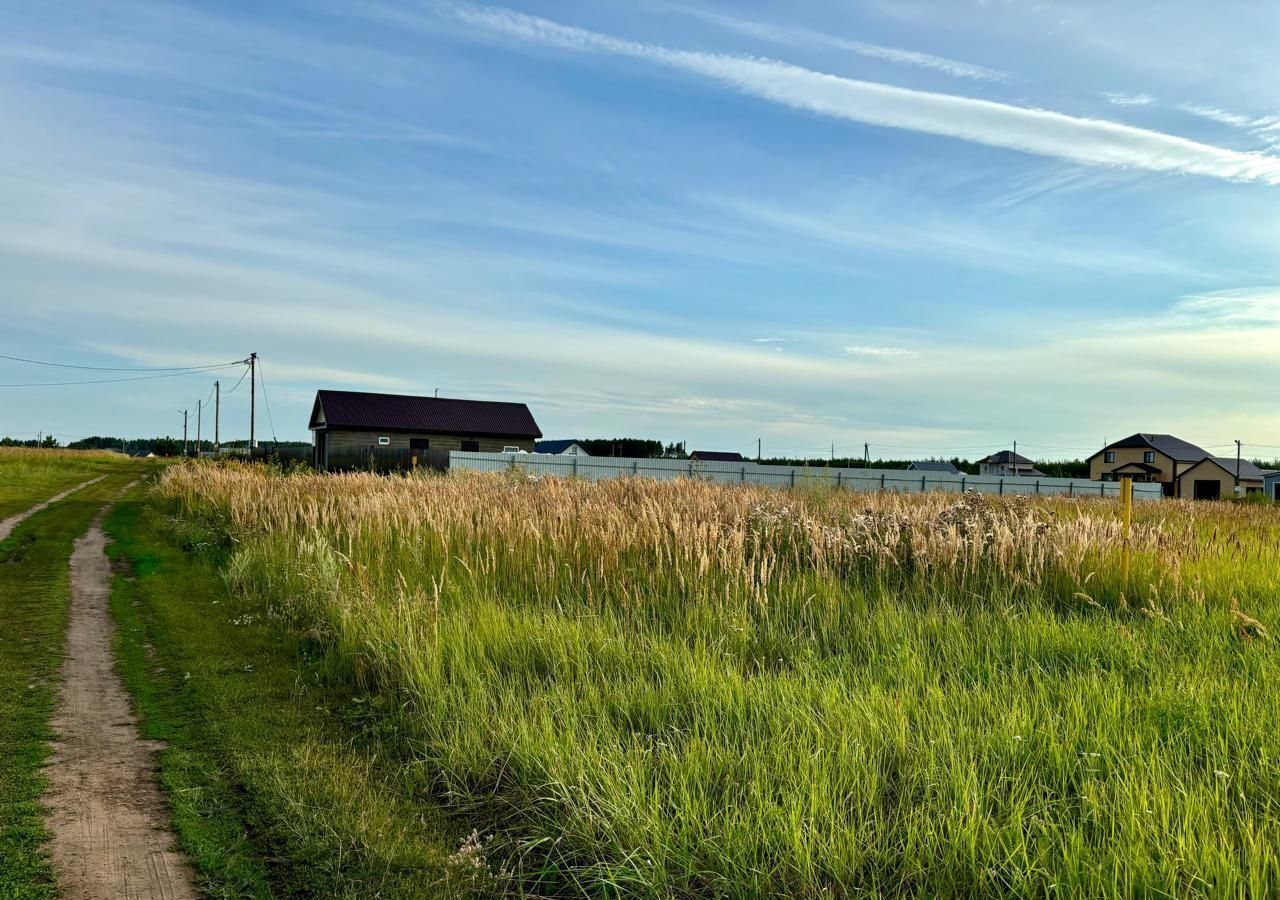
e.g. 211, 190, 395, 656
661, 441, 688, 459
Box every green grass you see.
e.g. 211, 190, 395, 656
158, 466, 1280, 899
0, 467, 146, 900
0, 448, 133, 520
103, 489, 482, 899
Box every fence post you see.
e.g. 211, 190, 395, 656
960, 476, 966, 492
1068, 482, 1073, 497
922, 475, 927, 492
790, 469, 796, 488
836, 471, 842, 490
1035, 479, 1040, 495
633, 459, 639, 476
741, 466, 746, 482
1101, 482, 1106, 497
880, 473, 885, 490
999, 478, 1004, 495
572, 457, 578, 477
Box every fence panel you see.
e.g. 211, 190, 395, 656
448, 453, 1163, 500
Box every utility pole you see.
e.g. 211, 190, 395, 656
196, 399, 202, 457
757, 437, 761, 463
180, 409, 188, 457
214, 381, 220, 452
248, 352, 257, 454
864, 442, 869, 469
1012, 439, 1017, 477
1235, 439, 1242, 494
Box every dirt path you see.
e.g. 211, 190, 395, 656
0, 475, 107, 543
43, 491, 199, 900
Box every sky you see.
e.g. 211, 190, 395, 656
3, 1, 1280, 461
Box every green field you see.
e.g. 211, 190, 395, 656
147, 463, 1280, 898
4, 452, 1279, 898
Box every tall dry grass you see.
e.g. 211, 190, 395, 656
158, 463, 1280, 898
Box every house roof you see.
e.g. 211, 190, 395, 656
534, 439, 583, 454
978, 450, 1036, 465
1184, 456, 1269, 481
908, 460, 961, 474
310, 390, 542, 439
1110, 462, 1163, 474
689, 450, 745, 462
1089, 433, 1209, 463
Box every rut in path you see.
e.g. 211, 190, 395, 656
0, 476, 106, 543
43, 491, 199, 900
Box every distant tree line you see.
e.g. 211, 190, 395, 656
577, 439, 688, 458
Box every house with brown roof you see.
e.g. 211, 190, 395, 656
309, 389, 541, 470
977, 450, 1044, 477
1087, 433, 1267, 499
1088, 434, 1209, 497
1175, 457, 1267, 500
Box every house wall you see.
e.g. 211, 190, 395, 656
317, 429, 535, 464
1266, 474, 1280, 501
1176, 459, 1262, 499
1088, 448, 1179, 483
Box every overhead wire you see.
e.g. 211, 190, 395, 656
256, 359, 279, 443
0, 364, 245, 388
0, 353, 247, 372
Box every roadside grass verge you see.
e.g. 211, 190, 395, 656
0, 468, 144, 900
0, 447, 132, 519
104, 489, 482, 899
159, 465, 1280, 898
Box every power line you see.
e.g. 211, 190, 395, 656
220, 365, 251, 396
0, 364, 245, 388
256, 359, 279, 444
0, 353, 246, 372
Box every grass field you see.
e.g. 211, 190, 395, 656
0, 447, 130, 520
150, 463, 1280, 898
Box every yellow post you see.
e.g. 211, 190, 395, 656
1121, 476, 1132, 587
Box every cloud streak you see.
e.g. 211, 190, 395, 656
455, 4, 1280, 185
687, 10, 1008, 82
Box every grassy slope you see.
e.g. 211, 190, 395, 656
0, 449, 131, 520
104, 491, 482, 899
0, 467, 145, 900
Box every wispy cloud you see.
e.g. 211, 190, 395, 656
687, 10, 1008, 82
1179, 104, 1256, 128
752, 336, 796, 343
1103, 92, 1155, 107
844, 345, 918, 358
453, 4, 1280, 185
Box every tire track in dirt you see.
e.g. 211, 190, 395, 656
0, 475, 107, 543
43, 485, 199, 900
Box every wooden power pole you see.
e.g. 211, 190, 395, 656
180, 409, 188, 457
214, 381, 220, 452
249, 352, 257, 454
196, 399, 202, 456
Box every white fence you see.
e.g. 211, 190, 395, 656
449, 452, 1164, 500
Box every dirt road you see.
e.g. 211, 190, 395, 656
43, 491, 199, 900
0, 475, 106, 543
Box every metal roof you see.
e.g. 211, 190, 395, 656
1190, 456, 1269, 481
1091, 433, 1209, 463
689, 450, 745, 462
534, 439, 584, 454
908, 460, 961, 474
311, 390, 542, 439
978, 450, 1036, 465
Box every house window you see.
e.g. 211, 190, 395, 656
1104, 451, 1115, 463
410, 438, 429, 450
460, 440, 480, 452
377, 436, 390, 446
1144, 451, 1155, 463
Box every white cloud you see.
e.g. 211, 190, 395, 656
454, 5, 1280, 185
687, 10, 1008, 82
844, 345, 918, 358
1103, 92, 1155, 107
1179, 104, 1256, 128
752, 336, 795, 343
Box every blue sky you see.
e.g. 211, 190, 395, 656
3, 1, 1280, 459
